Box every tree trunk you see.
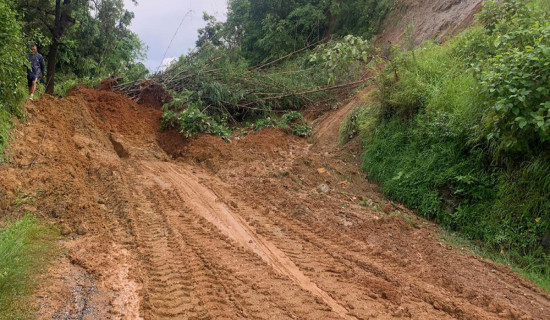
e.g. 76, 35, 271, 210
325, 12, 336, 41
45, 39, 59, 95
45, 0, 73, 95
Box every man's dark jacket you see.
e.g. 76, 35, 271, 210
27, 53, 45, 79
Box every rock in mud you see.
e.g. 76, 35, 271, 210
60, 225, 72, 236
317, 183, 330, 194
382, 203, 393, 214
76, 225, 88, 236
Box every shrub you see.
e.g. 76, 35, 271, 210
462, 0, 550, 155
161, 103, 231, 139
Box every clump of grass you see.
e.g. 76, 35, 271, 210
0, 215, 58, 319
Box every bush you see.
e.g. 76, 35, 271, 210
460, 0, 550, 155
161, 102, 231, 139
246, 111, 312, 137
281, 111, 311, 137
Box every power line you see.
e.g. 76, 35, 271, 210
156, 9, 193, 73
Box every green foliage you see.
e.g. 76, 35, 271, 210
0, 0, 25, 103
0, 215, 58, 319
51, 0, 146, 80
332, 0, 395, 37
0, 0, 26, 154
356, 5, 550, 283
161, 96, 231, 139
157, 43, 358, 140
196, 13, 225, 48
310, 35, 372, 83
281, 111, 311, 137
223, 0, 394, 64
458, 0, 550, 154
249, 111, 311, 137
339, 104, 381, 145
52, 75, 102, 97
14, 0, 145, 92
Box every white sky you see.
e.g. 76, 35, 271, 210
123, 0, 228, 72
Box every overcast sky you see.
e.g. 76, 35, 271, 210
123, 0, 228, 72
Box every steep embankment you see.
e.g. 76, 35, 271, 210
378, 0, 482, 46
0, 84, 549, 319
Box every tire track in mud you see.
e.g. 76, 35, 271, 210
127, 166, 273, 319
127, 181, 199, 319
165, 161, 549, 320
218, 190, 547, 320
155, 199, 336, 320
226, 205, 510, 320
140, 161, 355, 320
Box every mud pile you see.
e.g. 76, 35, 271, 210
1, 88, 160, 228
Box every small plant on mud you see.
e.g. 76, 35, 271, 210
249, 111, 311, 137
162, 103, 231, 139
281, 111, 311, 137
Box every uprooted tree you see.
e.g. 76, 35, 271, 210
114, 35, 374, 138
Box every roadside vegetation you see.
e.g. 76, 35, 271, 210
342, 0, 550, 288
0, 0, 26, 155
0, 215, 59, 319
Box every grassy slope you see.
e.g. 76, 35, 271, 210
345, 31, 550, 290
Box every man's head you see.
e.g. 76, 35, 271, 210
30, 45, 37, 54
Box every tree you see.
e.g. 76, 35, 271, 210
196, 13, 224, 48
222, 0, 394, 64
44, 0, 75, 94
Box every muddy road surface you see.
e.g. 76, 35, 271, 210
0, 88, 549, 319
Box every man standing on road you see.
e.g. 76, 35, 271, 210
27, 45, 46, 101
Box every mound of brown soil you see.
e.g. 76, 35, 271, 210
69, 87, 163, 143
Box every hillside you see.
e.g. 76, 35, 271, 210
1, 0, 550, 319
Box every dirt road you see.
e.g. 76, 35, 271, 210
0, 87, 548, 319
